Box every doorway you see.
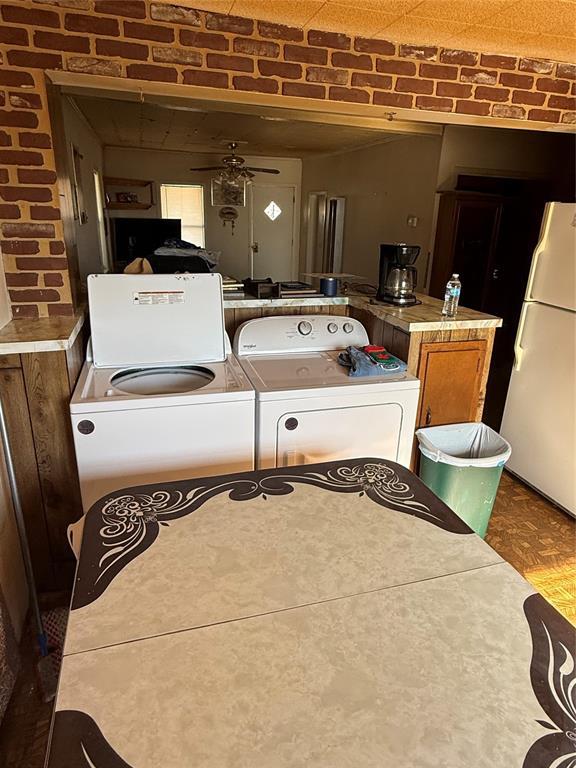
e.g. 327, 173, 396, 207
249, 184, 296, 281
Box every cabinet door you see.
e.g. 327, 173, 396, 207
418, 341, 487, 427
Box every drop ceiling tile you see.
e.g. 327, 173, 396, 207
230, 0, 325, 28
521, 32, 576, 60
452, 23, 534, 55
329, 0, 421, 12
181, 0, 235, 12
303, 5, 399, 35
411, 0, 516, 25
378, 15, 467, 47
488, 0, 576, 35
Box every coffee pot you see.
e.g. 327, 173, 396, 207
376, 244, 420, 306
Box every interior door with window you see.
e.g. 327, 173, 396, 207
250, 184, 296, 281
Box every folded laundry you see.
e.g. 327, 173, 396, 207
338, 346, 407, 377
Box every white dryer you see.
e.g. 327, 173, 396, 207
71, 274, 255, 510
234, 314, 420, 469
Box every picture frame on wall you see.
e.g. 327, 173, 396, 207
211, 177, 246, 207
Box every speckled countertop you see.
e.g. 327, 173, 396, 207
0, 310, 85, 354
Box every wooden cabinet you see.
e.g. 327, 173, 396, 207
417, 340, 487, 427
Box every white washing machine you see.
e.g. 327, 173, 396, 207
71, 273, 255, 510
233, 314, 420, 469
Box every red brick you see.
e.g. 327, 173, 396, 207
474, 85, 510, 102
3, 223, 55, 239
150, 3, 200, 25
0, 204, 20, 219
529, 109, 560, 123
329, 86, 369, 103
0, 131, 10, 146
205, 13, 253, 35
0, 70, 34, 87
376, 59, 416, 76
284, 44, 327, 66
48, 303, 74, 317
0, 149, 43, 166
258, 20, 303, 42
67, 56, 122, 76
499, 72, 533, 89
65, 13, 119, 35
282, 82, 325, 99
9, 288, 60, 303
233, 38, 280, 58
561, 112, 576, 123
536, 77, 570, 94
557, 63, 576, 80
307, 66, 348, 85
395, 77, 433, 94
16, 257, 66, 269
354, 37, 394, 55
5, 272, 38, 286
399, 44, 437, 61
44, 273, 64, 287
1, 240, 40, 255
0, 170, 8, 183
206, 53, 253, 72
512, 89, 546, 106
456, 100, 490, 115
96, 39, 148, 60
415, 95, 453, 112
373, 91, 413, 108
7, 51, 63, 69
460, 67, 497, 84
258, 60, 301, 79
1, 5, 59, 27
233, 76, 278, 94
0, 186, 52, 202
182, 70, 228, 89
0, 95, 4, 109
436, 81, 472, 98
12, 304, 39, 318
18, 132, 51, 149
152, 47, 201, 66
420, 63, 458, 80
49, 241, 65, 255
95, 0, 145, 18
0, 26, 28, 46
126, 64, 178, 82
30, 205, 60, 220
180, 30, 228, 51
124, 21, 174, 43
480, 53, 517, 70
8, 92, 42, 109
548, 94, 576, 110
34, 30, 90, 53
332, 51, 372, 70
519, 57, 554, 74
572, 83, 576, 95
17, 168, 57, 185
351, 72, 392, 90
492, 104, 526, 119
308, 30, 350, 50
440, 49, 478, 66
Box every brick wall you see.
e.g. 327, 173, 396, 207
1, 0, 575, 317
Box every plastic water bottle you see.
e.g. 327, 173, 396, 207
442, 273, 461, 317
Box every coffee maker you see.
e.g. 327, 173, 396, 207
376, 243, 420, 306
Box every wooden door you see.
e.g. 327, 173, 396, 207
418, 340, 487, 427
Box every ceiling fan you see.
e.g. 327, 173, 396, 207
190, 142, 280, 181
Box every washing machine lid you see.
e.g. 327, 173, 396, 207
88, 274, 225, 368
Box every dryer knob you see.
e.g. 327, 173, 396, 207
297, 320, 312, 336
327, 322, 338, 334
343, 322, 354, 333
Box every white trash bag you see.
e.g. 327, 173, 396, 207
416, 422, 512, 468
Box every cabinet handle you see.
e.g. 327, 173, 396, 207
425, 406, 432, 426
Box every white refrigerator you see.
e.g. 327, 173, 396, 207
501, 202, 576, 517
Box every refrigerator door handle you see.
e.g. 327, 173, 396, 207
524, 203, 552, 301
514, 302, 530, 371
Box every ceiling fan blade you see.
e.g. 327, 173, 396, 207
244, 167, 280, 174
189, 166, 225, 171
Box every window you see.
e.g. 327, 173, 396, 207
160, 184, 205, 247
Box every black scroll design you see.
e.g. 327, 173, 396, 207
46, 710, 133, 768
523, 593, 576, 768
72, 459, 470, 610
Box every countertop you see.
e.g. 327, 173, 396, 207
223, 294, 349, 309
0, 310, 85, 354
46, 459, 570, 767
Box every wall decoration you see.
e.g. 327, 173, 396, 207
211, 178, 246, 207
218, 206, 238, 234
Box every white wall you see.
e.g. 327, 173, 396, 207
104, 147, 302, 280
61, 98, 106, 282
301, 135, 443, 289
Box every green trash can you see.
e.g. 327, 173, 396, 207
416, 423, 512, 538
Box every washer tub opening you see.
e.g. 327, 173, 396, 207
111, 366, 215, 396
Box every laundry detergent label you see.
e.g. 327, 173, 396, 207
133, 291, 185, 306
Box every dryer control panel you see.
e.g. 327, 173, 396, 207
234, 315, 369, 356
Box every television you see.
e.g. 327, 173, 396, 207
111, 217, 181, 269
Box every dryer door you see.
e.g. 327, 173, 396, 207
276, 403, 403, 467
